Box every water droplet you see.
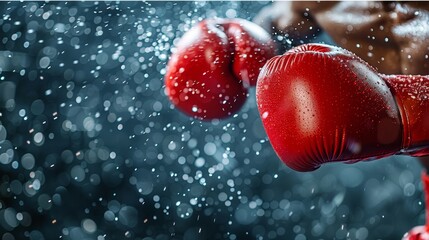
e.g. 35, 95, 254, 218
262, 111, 269, 119
82, 219, 97, 233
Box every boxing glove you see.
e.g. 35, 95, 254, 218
404, 226, 429, 240
165, 18, 275, 120
403, 172, 429, 240
256, 43, 429, 171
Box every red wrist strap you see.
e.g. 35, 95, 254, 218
422, 171, 429, 231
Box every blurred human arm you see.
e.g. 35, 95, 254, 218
253, 2, 333, 51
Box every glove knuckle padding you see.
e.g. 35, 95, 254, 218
257, 44, 402, 171
166, 20, 247, 120
165, 19, 275, 120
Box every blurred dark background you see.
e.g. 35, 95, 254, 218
0, 1, 424, 239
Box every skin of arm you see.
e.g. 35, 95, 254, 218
253, 2, 326, 51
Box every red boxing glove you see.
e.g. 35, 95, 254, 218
256, 43, 429, 171
165, 18, 275, 120
404, 226, 429, 240
403, 172, 429, 240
